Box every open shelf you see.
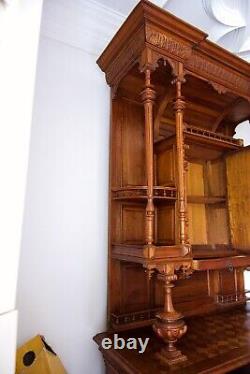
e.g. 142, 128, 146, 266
184, 124, 243, 149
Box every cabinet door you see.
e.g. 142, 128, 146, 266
226, 148, 250, 252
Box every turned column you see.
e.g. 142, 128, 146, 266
141, 69, 156, 245
173, 63, 188, 245
153, 265, 187, 365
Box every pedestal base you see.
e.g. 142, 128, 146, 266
156, 347, 187, 365
153, 313, 187, 365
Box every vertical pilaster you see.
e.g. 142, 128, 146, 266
141, 69, 156, 245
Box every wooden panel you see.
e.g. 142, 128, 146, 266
173, 272, 209, 302
157, 205, 175, 244
112, 98, 145, 187
206, 205, 229, 244
121, 100, 145, 186
219, 269, 235, 295
205, 159, 226, 196
226, 148, 250, 251
157, 146, 175, 186
121, 203, 145, 244
154, 271, 211, 313
187, 162, 205, 195
188, 203, 207, 244
121, 263, 148, 313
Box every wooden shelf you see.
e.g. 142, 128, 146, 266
112, 243, 191, 264
184, 125, 243, 150
112, 186, 177, 201
192, 244, 237, 258
193, 255, 250, 271
187, 195, 226, 204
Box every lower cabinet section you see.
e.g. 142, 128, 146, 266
110, 262, 246, 331
94, 305, 250, 374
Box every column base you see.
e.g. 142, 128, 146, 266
153, 313, 187, 365
156, 347, 187, 366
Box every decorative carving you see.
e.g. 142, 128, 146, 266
146, 27, 192, 60
187, 52, 250, 96
216, 292, 246, 304
111, 308, 159, 327
209, 81, 228, 95
112, 186, 177, 200
185, 124, 243, 146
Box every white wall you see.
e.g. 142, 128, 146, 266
16, 1, 124, 373
0, 0, 43, 373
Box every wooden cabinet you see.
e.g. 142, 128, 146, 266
95, 0, 250, 368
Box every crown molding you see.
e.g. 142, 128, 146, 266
40, 0, 125, 55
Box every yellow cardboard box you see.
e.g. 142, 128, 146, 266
16, 335, 67, 374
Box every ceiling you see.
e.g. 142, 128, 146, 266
97, 0, 250, 62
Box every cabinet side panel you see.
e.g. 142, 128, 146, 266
226, 149, 250, 251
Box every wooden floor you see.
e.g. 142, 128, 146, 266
94, 304, 250, 373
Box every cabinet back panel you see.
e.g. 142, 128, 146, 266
206, 205, 229, 244
188, 204, 207, 244
121, 263, 149, 313
154, 271, 209, 306
226, 149, 250, 250
157, 205, 175, 245
157, 146, 175, 186
112, 202, 145, 244
219, 269, 235, 295
112, 98, 145, 187
187, 162, 205, 196
205, 159, 226, 196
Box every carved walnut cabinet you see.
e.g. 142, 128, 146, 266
94, 0, 250, 372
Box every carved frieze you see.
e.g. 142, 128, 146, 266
187, 52, 250, 96
146, 26, 192, 60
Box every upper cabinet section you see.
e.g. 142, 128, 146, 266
97, 0, 250, 101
